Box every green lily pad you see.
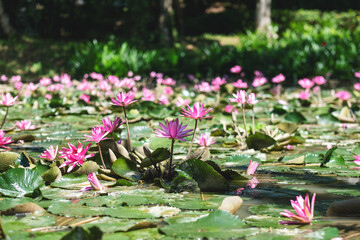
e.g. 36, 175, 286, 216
160, 210, 255, 239
0, 168, 44, 197
60, 226, 103, 240
249, 204, 290, 217
140, 148, 170, 168
170, 170, 200, 193
284, 111, 306, 123
317, 113, 340, 124
178, 159, 229, 192
327, 188, 360, 197
246, 133, 276, 150
112, 157, 140, 181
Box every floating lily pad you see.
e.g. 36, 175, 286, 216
0, 168, 44, 198
284, 111, 306, 123
112, 157, 140, 181
246, 133, 276, 150
160, 210, 255, 239
178, 159, 229, 192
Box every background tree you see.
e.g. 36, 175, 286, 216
256, 0, 271, 33
0, 0, 15, 36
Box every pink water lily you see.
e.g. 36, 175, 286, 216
246, 159, 259, 175
59, 142, 94, 173
1, 93, 18, 107
39, 145, 58, 161
196, 133, 216, 147
16, 120, 36, 130
247, 93, 258, 105
351, 155, 360, 169
280, 193, 316, 224
229, 90, 247, 104
252, 76, 268, 87
355, 71, 360, 78
298, 78, 314, 89
102, 117, 123, 134
354, 83, 360, 91
110, 91, 138, 107
180, 103, 213, 122
272, 74, 285, 83
81, 172, 105, 191
84, 126, 109, 143
230, 65, 242, 74
211, 77, 226, 87
155, 118, 192, 141
233, 79, 248, 89
312, 76, 326, 85
336, 91, 351, 101
0, 130, 13, 149
299, 91, 310, 100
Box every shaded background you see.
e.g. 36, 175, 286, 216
1, 0, 360, 84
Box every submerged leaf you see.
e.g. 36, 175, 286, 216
246, 133, 276, 150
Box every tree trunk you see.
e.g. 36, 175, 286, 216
0, 0, 15, 36
159, 0, 175, 46
255, 0, 271, 33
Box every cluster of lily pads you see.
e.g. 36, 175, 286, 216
1, 68, 360, 239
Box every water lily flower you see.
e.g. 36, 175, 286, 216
16, 120, 36, 130
110, 91, 138, 107
10, 75, 21, 82
280, 193, 316, 224
158, 95, 170, 105
196, 133, 216, 147
194, 81, 212, 92
162, 77, 176, 86
224, 105, 238, 114
150, 71, 157, 78
252, 76, 268, 87
39, 145, 58, 161
1, 93, 18, 107
247, 93, 258, 105
82, 172, 105, 191
174, 97, 191, 107
180, 103, 213, 122
14, 81, 23, 91
285, 144, 294, 150
164, 86, 174, 95
102, 117, 123, 134
211, 77, 226, 87
59, 142, 94, 173
233, 79, 248, 89
1, 75, 7, 81
229, 90, 247, 104
298, 78, 314, 89
354, 83, 360, 91
181, 103, 213, 156
39, 77, 52, 86
298, 91, 310, 100
246, 159, 259, 175
229, 90, 248, 137
155, 118, 192, 141
336, 91, 351, 101
230, 65, 242, 74
351, 155, 360, 169
355, 71, 360, 78
272, 74, 285, 83
80, 94, 90, 103
84, 126, 109, 144
247, 176, 259, 188
155, 118, 193, 178
0, 130, 13, 148
142, 87, 156, 102
312, 76, 326, 85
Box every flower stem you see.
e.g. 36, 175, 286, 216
252, 107, 255, 135
317, 89, 322, 106
241, 104, 248, 137
187, 119, 198, 157
123, 106, 132, 151
98, 144, 106, 169
0, 106, 9, 129
167, 138, 175, 178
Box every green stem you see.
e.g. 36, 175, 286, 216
98, 144, 106, 169
252, 107, 255, 135
0, 107, 9, 129
187, 119, 198, 157
168, 139, 175, 178
123, 106, 132, 152
241, 104, 248, 137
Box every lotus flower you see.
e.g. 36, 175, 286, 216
39, 145, 58, 161
280, 193, 316, 224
